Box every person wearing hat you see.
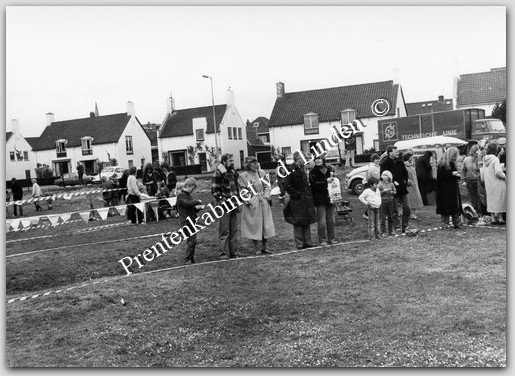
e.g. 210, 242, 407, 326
176, 178, 203, 264
238, 156, 275, 255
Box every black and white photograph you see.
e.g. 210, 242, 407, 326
3, 2, 507, 368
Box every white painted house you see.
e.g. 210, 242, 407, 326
268, 81, 407, 155
31, 102, 152, 176
158, 88, 248, 171
5, 119, 38, 180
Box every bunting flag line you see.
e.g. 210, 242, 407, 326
60, 213, 72, 223
115, 205, 126, 216
166, 197, 177, 206
79, 211, 91, 223
47, 215, 61, 226
133, 203, 145, 213
96, 208, 109, 221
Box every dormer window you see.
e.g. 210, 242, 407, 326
304, 113, 319, 135
81, 136, 94, 155
56, 139, 67, 157
195, 129, 205, 142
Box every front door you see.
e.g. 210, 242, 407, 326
84, 160, 96, 175
198, 152, 207, 172
53, 161, 70, 176
240, 150, 244, 170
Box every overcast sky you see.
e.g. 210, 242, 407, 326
5, 5, 506, 137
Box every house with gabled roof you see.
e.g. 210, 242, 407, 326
246, 117, 272, 162
268, 80, 407, 156
158, 88, 248, 171
406, 95, 454, 116
455, 67, 506, 114
5, 119, 38, 180
31, 102, 152, 176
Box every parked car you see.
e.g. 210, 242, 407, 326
92, 166, 125, 184
324, 148, 343, 166
54, 173, 93, 187
343, 165, 368, 195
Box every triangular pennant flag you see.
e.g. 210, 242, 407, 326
166, 197, 177, 206
47, 215, 60, 226
10, 219, 21, 231
270, 186, 280, 196
60, 213, 71, 223
20, 219, 32, 228
134, 203, 145, 213
6, 220, 13, 232
97, 208, 109, 221
28, 216, 40, 226
115, 205, 126, 216
79, 211, 90, 223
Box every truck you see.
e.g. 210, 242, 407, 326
377, 108, 506, 151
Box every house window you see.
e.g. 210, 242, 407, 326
10, 152, 15, 161
281, 147, 291, 157
232, 128, 237, 139
81, 136, 93, 156
23, 151, 29, 160
126, 136, 133, 154
228, 127, 233, 140
195, 129, 205, 142
128, 160, 133, 168
304, 113, 319, 135
238, 128, 242, 140
258, 134, 270, 143
56, 139, 67, 157
341, 110, 356, 125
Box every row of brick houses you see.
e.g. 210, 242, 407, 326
5, 67, 506, 181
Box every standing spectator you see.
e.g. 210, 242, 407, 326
435, 147, 463, 229
344, 137, 356, 167
481, 142, 506, 224
284, 151, 316, 249
101, 177, 111, 207
358, 177, 382, 240
461, 145, 483, 221
380, 146, 410, 233
415, 151, 433, 206
363, 153, 381, 219
11, 178, 24, 217
378, 170, 396, 237
211, 153, 242, 260
6, 190, 10, 216
31, 179, 42, 211
309, 155, 335, 245
276, 154, 287, 206
126, 166, 144, 225
108, 174, 120, 206
77, 162, 85, 185
238, 156, 275, 255
477, 146, 489, 221
118, 169, 129, 203
161, 163, 177, 195
176, 178, 203, 265
403, 152, 424, 220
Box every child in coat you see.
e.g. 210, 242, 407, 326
378, 170, 397, 236
176, 178, 204, 265
359, 177, 382, 240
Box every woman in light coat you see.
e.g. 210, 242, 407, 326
481, 142, 506, 224
238, 156, 275, 255
403, 152, 424, 220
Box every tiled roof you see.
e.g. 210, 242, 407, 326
25, 137, 40, 149
144, 128, 158, 147
246, 117, 269, 146
269, 81, 399, 127
6, 131, 13, 142
406, 98, 453, 115
159, 105, 227, 138
457, 67, 506, 107
32, 113, 135, 151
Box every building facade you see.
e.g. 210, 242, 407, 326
5, 119, 37, 180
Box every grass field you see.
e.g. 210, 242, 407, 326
4, 170, 507, 367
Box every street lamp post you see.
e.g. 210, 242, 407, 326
202, 75, 219, 162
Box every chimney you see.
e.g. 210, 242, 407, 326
276, 82, 285, 98
226, 87, 235, 107
438, 95, 444, 102
166, 92, 175, 114
46, 112, 54, 126
127, 101, 135, 116
392, 68, 400, 85
11, 119, 20, 135
246, 119, 250, 127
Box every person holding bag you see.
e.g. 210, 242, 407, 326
238, 156, 275, 255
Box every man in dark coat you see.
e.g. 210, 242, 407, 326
11, 178, 24, 217
77, 162, 85, 185
415, 151, 434, 205
380, 146, 410, 233
284, 151, 316, 249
